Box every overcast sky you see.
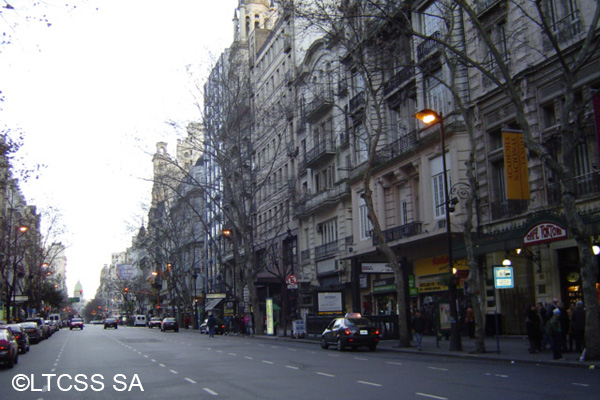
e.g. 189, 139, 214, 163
1, 0, 238, 299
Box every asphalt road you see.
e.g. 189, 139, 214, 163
1, 324, 597, 399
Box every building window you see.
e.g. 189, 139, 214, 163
320, 218, 338, 245
424, 69, 448, 116
358, 194, 373, 241
431, 154, 449, 219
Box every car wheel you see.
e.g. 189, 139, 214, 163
70, 327, 72, 330
320, 338, 329, 349
14, 354, 19, 365
7, 355, 14, 369
336, 338, 345, 351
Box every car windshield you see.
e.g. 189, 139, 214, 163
0, 330, 10, 340
106, 318, 115, 322
345, 318, 371, 326
164, 318, 175, 322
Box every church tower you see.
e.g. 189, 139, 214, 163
233, 0, 273, 42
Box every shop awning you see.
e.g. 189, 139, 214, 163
205, 298, 223, 311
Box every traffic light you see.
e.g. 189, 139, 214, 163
124, 287, 129, 293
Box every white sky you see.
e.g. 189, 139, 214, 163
1, 0, 238, 299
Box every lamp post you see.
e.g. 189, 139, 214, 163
415, 109, 462, 351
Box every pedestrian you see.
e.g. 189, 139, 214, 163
207, 313, 217, 338
570, 301, 586, 353
525, 305, 542, 353
558, 302, 569, 352
464, 305, 475, 339
546, 308, 563, 360
538, 302, 551, 350
412, 310, 425, 351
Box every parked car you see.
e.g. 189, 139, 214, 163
4, 324, 29, 354
0, 328, 19, 368
45, 320, 59, 334
160, 317, 179, 332
20, 322, 43, 344
104, 318, 118, 329
24, 317, 50, 339
48, 314, 63, 328
320, 313, 380, 351
70, 318, 84, 330
200, 318, 225, 335
148, 317, 162, 329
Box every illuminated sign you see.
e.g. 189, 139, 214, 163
523, 222, 567, 246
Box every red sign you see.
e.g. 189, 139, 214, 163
286, 275, 298, 285
523, 222, 567, 246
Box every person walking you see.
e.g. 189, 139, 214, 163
546, 308, 563, 360
207, 313, 217, 338
412, 310, 425, 351
525, 305, 542, 353
570, 301, 586, 353
464, 305, 475, 339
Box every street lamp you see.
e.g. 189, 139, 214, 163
415, 109, 462, 351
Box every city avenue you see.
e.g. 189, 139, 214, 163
0, 324, 597, 400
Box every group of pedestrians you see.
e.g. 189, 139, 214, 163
525, 298, 586, 360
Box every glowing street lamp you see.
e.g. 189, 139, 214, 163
415, 108, 462, 352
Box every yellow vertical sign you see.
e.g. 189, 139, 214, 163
503, 130, 530, 200
266, 298, 274, 336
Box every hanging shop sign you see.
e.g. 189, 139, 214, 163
523, 222, 567, 246
361, 263, 394, 274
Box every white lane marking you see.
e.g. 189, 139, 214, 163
151, 359, 157, 363
170, 370, 178, 374
354, 357, 368, 361
286, 365, 299, 370
245, 356, 254, 360
143, 355, 149, 358
228, 352, 237, 356
262, 360, 274, 364
358, 380, 382, 387
287, 348, 297, 351
184, 378, 197, 384
428, 367, 448, 371
573, 383, 590, 387
386, 361, 403, 366
327, 354, 340, 357
159, 363, 166, 367
316, 372, 335, 378
495, 374, 508, 378
51, 368, 56, 372
416, 393, 447, 400
203, 388, 218, 396
43, 385, 49, 392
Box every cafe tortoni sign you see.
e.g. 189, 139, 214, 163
523, 222, 567, 246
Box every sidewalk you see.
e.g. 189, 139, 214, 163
254, 332, 598, 369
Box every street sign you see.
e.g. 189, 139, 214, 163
286, 274, 298, 289
493, 266, 514, 289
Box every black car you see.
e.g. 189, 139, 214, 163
20, 322, 43, 344
321, 313, 380, 351
161, 317, 179, 332
4, 324, 29, 354
24, 317, 50, 339
200, 318, 225, 335
104, 318, 118, 329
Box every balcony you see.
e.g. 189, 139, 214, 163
417, 31, 441, 60
306, 84, 334, 122
372, 221, 423, 246
383, 66, 415, 98
304, 138, 335, 169
315, 240, 338, 260
374, 130, 418, 164
476, 0, 505, 15
349, 91, 365, 115
490, 199, 528, 220
296, 182, 351, 217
